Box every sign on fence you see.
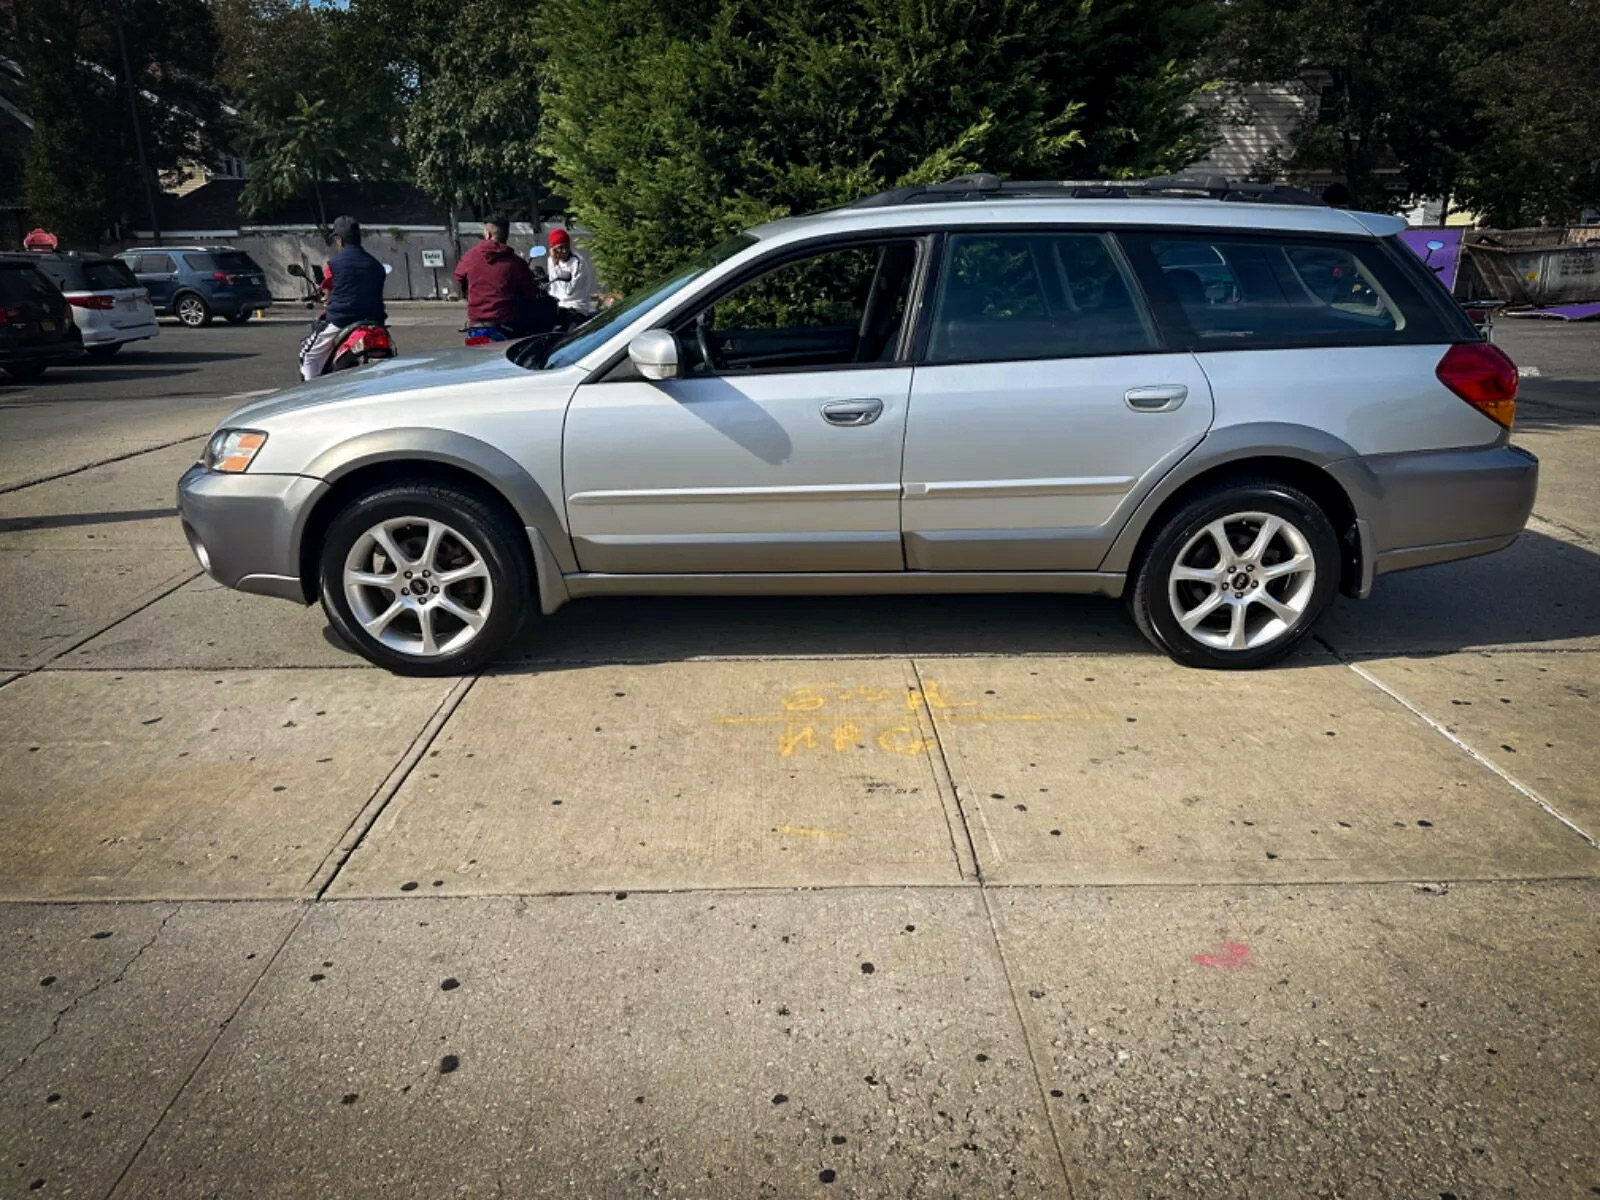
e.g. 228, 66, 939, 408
420, 249, 445, 269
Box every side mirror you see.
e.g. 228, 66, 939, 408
286, 263, 306, 278
382, 262, 394, 276
628, 330, 681, 381
1426, 239, 1446, 252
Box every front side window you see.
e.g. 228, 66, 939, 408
677, 239, 920, 374
1140, 233, 1429, 348
927, 232, 1156, 363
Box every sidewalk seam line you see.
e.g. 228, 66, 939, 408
100, 902, 309, 1200
11, 568, 201, 679
0, 434, 208, 495
1322, 640, 1597, 850
908, 657, 980, 882
307, 673, 479, 899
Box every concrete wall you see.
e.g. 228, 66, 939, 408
102, 221, 592, 303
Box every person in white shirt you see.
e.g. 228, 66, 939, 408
544, 228, 593, 317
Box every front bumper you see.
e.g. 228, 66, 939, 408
1328, 443, 1539, 578
177, 463, 326, 602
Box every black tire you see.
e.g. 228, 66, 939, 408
1129, 477, 1341, 670
85, 344, 122, 361
1, 360, 47, 381
173, 292, 212, 327
318, 482, 531, 676
224, 311, 252, 325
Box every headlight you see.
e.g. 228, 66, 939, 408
206, 429, 268, 473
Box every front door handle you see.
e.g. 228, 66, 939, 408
1125, 384, 1188, 412
821, 398, 884, 427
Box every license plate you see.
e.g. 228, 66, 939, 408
118, 297, 139, 310
40, 319, 55, 332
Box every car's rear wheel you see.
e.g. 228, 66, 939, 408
86, 344, 122, 361
1130, 478, 1340, 669
318, 483, 531, 676
173, 292, 212, 327
1, 361, 47, 381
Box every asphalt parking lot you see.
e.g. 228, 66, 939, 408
2, 306, 1597, 1198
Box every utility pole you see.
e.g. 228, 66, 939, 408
111, 0, 161, 244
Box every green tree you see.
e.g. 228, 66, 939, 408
396, 0, 549, 215
537, 0, 1220, 292
1218, 0, 1487, 213
215, 0, 404, 224
1454, 0, 1600, 226
8, 0, 225, 244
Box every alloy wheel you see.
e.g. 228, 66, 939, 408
342, 517, 494, 657
1166, 511, 1317, 652
176, 296, 207, 327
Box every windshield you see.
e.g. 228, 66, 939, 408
510, 235, 756, 370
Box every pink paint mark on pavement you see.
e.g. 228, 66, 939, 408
1193, 941, 1251, 969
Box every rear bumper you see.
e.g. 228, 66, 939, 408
0, 337, 81, 365
177, 463, 325, 603
1328, 443, 1538, 579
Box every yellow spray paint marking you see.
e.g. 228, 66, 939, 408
777, 823, 848, 839
718, 681, 1113, 757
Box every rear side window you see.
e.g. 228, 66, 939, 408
0, 264, 63, 306
82, 260, 138, 290
184, 251, 259, 273
34, 260, 86, 290
927, 232, 1156, 363
1126, 231, 1452, 349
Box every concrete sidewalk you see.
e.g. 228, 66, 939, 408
2, 321, 1598, 1196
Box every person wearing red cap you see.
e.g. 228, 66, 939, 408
544, 227, 593, 318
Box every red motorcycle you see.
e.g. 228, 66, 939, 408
286, 261, 397, 375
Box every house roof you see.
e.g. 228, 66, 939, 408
149, 179, 449, 233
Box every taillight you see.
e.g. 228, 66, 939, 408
212, 271, 238, 284
66, 294, 116, 310
1436, 342, 1518, 429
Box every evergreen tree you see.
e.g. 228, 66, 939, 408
537, 0, 1220, 291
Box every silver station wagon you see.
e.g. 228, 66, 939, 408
178, 174, 1535, 674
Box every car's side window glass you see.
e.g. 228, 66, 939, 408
139, 254, 174, 274
677, 240, 918, 375
927, 232, 1156, 363
1148, 235, 1407, 346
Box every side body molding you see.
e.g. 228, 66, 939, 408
301, 427, 580, 575
1098, 422, 1368, 574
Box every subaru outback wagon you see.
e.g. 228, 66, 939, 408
177, 174, 1534, 674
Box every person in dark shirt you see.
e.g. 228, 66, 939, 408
299, 216, 389, 380
453, 214, 556, 335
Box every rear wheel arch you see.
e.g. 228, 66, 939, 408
1114, 452, 1364, 598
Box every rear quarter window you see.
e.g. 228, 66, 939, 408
1124, 231, 1458, 350
82, 260, 139, 290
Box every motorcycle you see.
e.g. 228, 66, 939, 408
287, 262, 398, 375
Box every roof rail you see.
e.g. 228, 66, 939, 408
847, 173, 1326, 209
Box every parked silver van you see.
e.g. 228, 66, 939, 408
177, 175, 1535, 674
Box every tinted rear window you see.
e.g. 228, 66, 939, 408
0, 264, 63, 306
183, 252, 260, 273
34, 259, 86, 290
83, 260, 139, 290
1124, 231, 1455, 350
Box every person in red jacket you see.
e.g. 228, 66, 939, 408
453, 214, 547, 334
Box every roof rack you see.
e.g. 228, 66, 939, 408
848, 172, 1325, 209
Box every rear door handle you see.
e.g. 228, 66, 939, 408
821, 398, 884, 427
1125, 384, 1188, 412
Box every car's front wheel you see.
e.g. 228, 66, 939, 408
318, 483, 531, 675
1130, 478, 1340, 669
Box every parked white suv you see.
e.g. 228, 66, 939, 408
177, 175, 1535, 673
30, 252, 158, 359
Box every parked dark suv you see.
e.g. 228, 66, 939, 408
116, 246, 273, 327
0, 255, 83, 381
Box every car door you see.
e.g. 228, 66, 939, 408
900, 229, 1215, 571
562, 236, 925, 573
130, 253, 177, 309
